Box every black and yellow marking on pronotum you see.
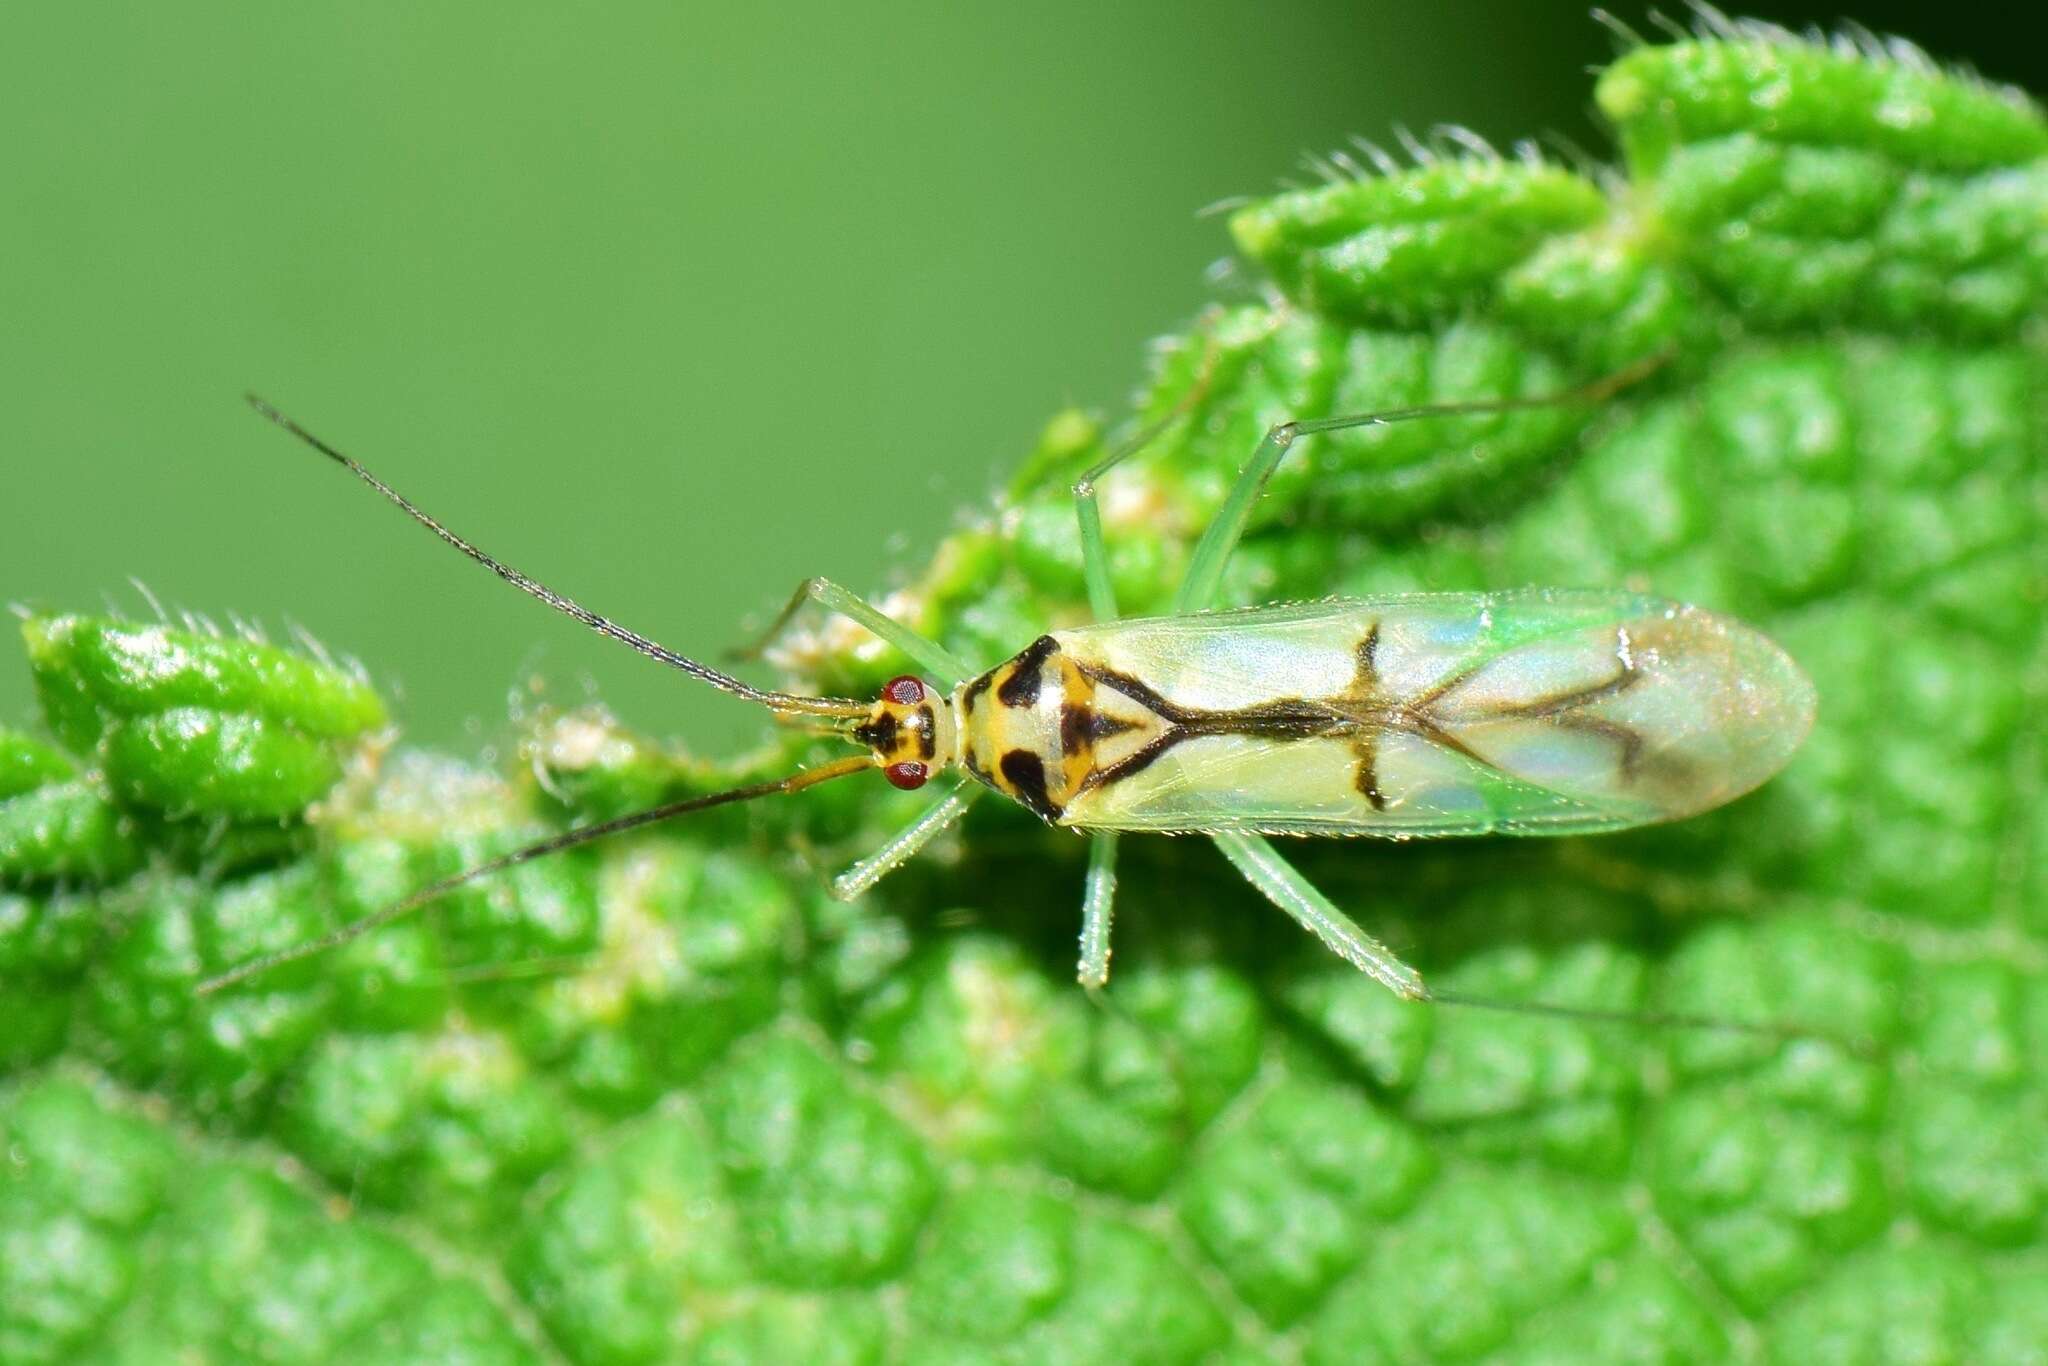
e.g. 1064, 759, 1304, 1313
960, 622, 1658, 825
994, 633, 1057, 707
960, 631, 1174, 822
960, 633, 1080, 822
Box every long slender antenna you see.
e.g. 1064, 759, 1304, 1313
244, 395, 868, 719
1427, 986, 1874, 1056
195, 753, 875, 995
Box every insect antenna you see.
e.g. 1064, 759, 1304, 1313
194, 753, 874, 996
243, 395, 869, 720
1425, 986, 1875, 1057
429, 951, 606, 986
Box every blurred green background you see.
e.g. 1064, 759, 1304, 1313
3, 1, 2035, 756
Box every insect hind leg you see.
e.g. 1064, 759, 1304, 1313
730, 575, 976, 686
1171, 349, 1672, 614
1209, 831, 1427, 1000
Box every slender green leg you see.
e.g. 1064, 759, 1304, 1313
732, 575, 976, 687
1074, 414, 1190, 623
832, 777, 984, 900
1076, 831, 1120, 989
1069, 415, 1187, 980
1171, 350, 1672, 614
1210, 831, 1427, 1000
1073, 485, 1119, 623
1070, 377, 1216, 977
1072, 346, 1223, 623
1072, 412, 1189, 623
1070, 394, 1207, 985
1171, 421, 1298, 616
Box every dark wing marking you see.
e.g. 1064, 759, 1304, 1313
1352, 733, 1388, 810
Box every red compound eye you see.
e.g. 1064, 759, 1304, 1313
883, 674, 925, 705
883, 761, 929, 790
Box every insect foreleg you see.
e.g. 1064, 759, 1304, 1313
1076, 830, 1120, 989
1170, 348, 1673, 614
1209, 831, 1426, 1000
731, 576, 976, 686
830, 776, 984, 900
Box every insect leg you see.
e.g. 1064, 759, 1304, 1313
1075, 417, 1188, 623
1076, 830, 1120, 989
1209, 831, 1426, 1000
1171, 349, 1672, 613
1072, 343, 1223, 622
1172, 421, 1298, 615
1073, 477, 1120, 623
831, 776, 984, 900
731, 576, 977, 686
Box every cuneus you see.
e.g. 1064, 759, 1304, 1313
199, 353, 1816, 1042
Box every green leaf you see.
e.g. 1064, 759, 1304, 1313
4, 22, 2047, 1364
0, 769, 143, 889
22, 614, 386, 823
0, 1076, 540, 1363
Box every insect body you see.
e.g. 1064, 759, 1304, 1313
202, 355, 1816, 1006
959, 594, 1810, 837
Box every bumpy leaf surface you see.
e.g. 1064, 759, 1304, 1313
3, 24, 2044, 1364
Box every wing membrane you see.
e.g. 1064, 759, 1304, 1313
1054, 591, 1814, 837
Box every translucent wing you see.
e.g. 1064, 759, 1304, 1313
1051, 591, 1815, 837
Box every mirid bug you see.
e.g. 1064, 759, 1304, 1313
199, 355, 1815, 1007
